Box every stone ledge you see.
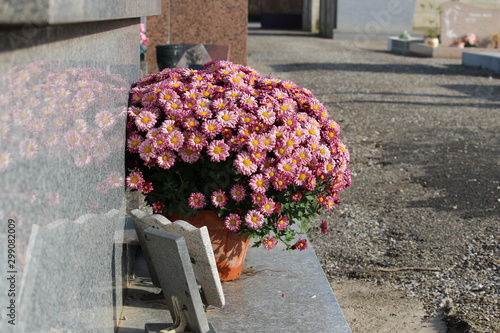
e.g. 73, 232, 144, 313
118, 218, 351, 333
462, 51, 500, 73
409, 43, 499, 59
0, 0, 161, 25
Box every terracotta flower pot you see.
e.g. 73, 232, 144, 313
166, 211, 250, 281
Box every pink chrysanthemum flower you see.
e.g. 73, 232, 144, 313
276, 216, 289, 231
163, 99, 182, 113
183, 116, 199, 131
260, 133, 276, 151
183, 97, 198, 109
159, 119, 177, 133
263, 236, 277, 250
249, 173, 269, 193
135, 111, 157, 131
152, 202, 165, 213
302, 175, 316, 191
183, 89, 199, 99
224, 214, 242, 232
250, 150, 266, 164
126, 171, 145, 189
188, 192, 206, 209
207, 140, 230, 162
294, 167, 311, 186
187, 131, 207, 150
260, 198, 276, 216
165, 130, 184, 150
238, 93, 258, 109
317, 194, 327, 206
146, 128, 161, 140
320, 220, 328, 234
151, 133, 168, 150
277, 157, 296, 175
251, 192, 267, 206
247, 134, 264, 151
141, 91, 157, 107
141, 182, 154, 194
211, 98, 228, 111
234, 152, 258, 175
156, 150, 176, 169
230, 183, 247, 202
291, 191, 302, 202
262, 166, 277, 180
202, 119, 222, 138
324, 196, 336, 212
257, 106, 276, 125
272, 173, 290, 191
216, 110, 238, 128
317, 144, 331, 160
178, 145, 201, 164
225, 89, 241, 99
194, 105, 212, 119
211, 189, 228, 208
292, 238, 308, 251
295, 147, 312, 165
138, 139, 155, 160
245, 210, 264, 229
238, 112, 256, 127
282, 133, 299, 150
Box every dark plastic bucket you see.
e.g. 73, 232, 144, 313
156, 44, 183, 71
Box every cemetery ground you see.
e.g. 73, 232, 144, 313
247, 27, 499, 332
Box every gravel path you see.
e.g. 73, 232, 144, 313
247, 26, 499, 332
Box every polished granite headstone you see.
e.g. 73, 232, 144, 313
0, 1, 160, 332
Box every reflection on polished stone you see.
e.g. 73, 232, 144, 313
0, 26, 134, 331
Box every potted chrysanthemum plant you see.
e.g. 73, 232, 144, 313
126, 60, 351, 280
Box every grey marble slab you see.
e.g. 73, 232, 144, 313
0, 0, 161, 25
118, 240, 351, 333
